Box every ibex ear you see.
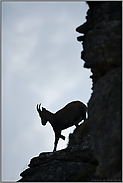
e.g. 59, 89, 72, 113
42, 107, 46, 112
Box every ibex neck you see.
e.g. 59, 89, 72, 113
45, 109, 54, 122
47, 110, 54, 117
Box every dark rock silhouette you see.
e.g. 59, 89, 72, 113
76, 1, 121, 180
36, 101, 87, 151
18, 1, 121, 181
19, 121, 98, 182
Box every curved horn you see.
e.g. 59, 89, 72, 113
37, 103, 42, 112
36, 104, 39, 112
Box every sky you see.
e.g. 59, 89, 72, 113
1, 1, 91, 181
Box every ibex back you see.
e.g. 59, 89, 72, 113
36, 101, 87, 151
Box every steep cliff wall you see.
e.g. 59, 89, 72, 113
76, 1, 122, 180
18, 2, 121, 181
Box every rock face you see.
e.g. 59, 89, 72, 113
18, 2, 121, 181
76, 1, 121, 180
18, 121, 98, 182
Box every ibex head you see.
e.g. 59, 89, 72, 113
36, 104, 47, 125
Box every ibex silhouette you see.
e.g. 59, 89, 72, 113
36, 101, 87, 151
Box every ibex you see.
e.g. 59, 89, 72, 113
36, 101, 87, 151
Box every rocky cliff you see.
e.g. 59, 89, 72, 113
76, 1, 121, 180
18, 121, 99, 181
18, 1, 122, 181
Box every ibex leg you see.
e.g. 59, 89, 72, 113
53, 131, 60, 152
82, 110, 86, 121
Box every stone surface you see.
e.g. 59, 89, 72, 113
18, 121, 98, 182
76, 1, 121, 180
18, 2, 121, 181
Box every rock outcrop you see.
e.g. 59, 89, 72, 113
18, 121, 98, 182
76, 1, 121, 180
18, 1, 121, 181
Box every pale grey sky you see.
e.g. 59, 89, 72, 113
2, 1, 91, 181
